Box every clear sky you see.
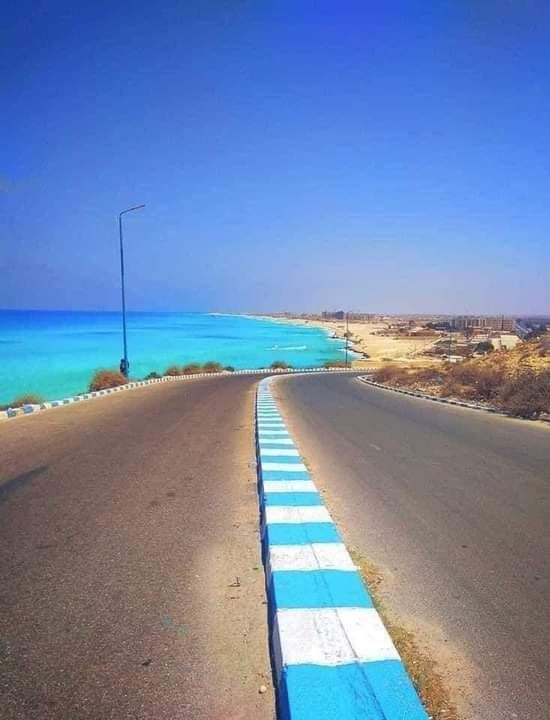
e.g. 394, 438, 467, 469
2, 1, 549, 315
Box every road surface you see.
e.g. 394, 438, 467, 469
0, 375, 274, 720
275, 373, 550, 720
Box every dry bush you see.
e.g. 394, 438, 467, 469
410, 367, 445, 385
324, 359, 348, 368
202, 361, 223, 373
89, 370, 128, 392
440, 381, 478, 400
496, 371, 550, 418
14, 393, 44, 406
164, 365, 181, 376
181, 363, 202, 375
373, 365, 409, 384
446, 362, 504, 401
271, 360, 291, 369
1, 393, 44, 410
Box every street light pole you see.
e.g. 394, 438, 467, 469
118, 204, 145, 377
345, 312, 349, 368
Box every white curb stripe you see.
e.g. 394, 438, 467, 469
258, 430, 290, 436
261, 462, 307, 472
265, 506, 333, 524
260, 448, 300, 457
259, 438, 295, 445
263, 480, 317, 493
268, 543, 356, 572
273, 607, 399, 669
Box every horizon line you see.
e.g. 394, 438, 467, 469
1, 308, 549, 318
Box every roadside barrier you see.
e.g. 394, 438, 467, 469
255, 377, 428, 720
358, 376, 550, 423
1, 367, 357, 422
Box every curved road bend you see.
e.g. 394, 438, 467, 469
275, 373, 550, 720
0, 375, 274, 720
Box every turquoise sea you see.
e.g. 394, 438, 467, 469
0, 311, 345, 404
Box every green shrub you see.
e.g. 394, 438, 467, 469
496, 371, 550, 418
89, 370, 128, 392
271, 360, 291, 370
164, 365, 181, 376
224, 365, 235, 372
203, 361, 223, 373
144, 371, 161, 380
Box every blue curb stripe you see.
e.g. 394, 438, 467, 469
280, 661, 428, 720
263, 492, 323, 507
255, 377, 429, 720
265, 523, 342, 546
259, 443, 298, 450
260, 455, 305, 465
261, 470, 312, 482
270, 569, 373, 610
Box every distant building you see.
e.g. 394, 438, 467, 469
322, 310, 346, 320
348, 313, 376, 322
451, 316, 516, 332
321, 311, 376, 321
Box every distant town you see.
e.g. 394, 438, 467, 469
260, 311, 550, 365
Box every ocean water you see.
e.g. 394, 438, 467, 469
0, 311, 345, 404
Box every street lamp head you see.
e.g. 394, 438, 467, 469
120, 204, 146, 217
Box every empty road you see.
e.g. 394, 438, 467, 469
275, 373, 550, 720
0, 375, 274, 720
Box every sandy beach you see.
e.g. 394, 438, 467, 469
253, 316, 441, 366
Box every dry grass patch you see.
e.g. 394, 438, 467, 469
0, 393, 44, 410
89, 370, 127, 392
324, 359, 348, 368
202, 361, 223, 373
271, 360, 292, 369
181, 363, 203, 374
350, 550, 460, 720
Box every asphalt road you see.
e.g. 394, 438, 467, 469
275, 373, 550, 720
0, 375, 274, 720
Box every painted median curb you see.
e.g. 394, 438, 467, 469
357, 376, 550, 423
1, 367, 357, 422
255, 377, 428, 720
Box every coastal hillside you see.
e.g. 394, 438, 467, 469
373, 334, 550, 418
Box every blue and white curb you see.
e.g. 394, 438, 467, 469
1, 367, 357, 422
256, 377, 428, 720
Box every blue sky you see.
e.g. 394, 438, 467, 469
2, 1, 549, 314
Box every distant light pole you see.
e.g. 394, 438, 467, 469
118, 204, 145, 377
345, 312, 349, 368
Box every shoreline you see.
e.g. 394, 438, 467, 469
0, 312, 347, 405
242, 313, 363, 361
246, 314, 442, 366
